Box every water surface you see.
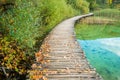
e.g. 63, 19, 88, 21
78, 38, 120, 80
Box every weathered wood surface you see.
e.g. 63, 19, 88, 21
42, 13, 103, 80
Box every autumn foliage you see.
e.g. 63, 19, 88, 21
29, 43, 50, 80
0, 37, 34, 79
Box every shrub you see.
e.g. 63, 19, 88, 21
0, 37, 34, 79
0, 0, 41, 48
0, 0, 15, 12
39, 0, 77, 29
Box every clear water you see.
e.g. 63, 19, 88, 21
77, 38, 120, 80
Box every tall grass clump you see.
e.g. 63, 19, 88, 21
75, 9, 120, 40
94, 9, 120, 20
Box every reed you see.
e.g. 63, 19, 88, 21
75, 9, 120, 40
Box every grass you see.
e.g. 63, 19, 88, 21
75, 8, 120, 40
94, 8, 120, 20
75, 8, 120, 80
80, 16, 116, 25
75, 23, 120, 40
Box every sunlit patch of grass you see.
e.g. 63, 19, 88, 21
75, 23, 120, 40
79, 16, 117, 25
75, 9, 120, 40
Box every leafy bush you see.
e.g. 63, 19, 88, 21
0, 0, 15, 14
0, 0, 41, 48
39, 0, 77, 29
0, 37, 34, 79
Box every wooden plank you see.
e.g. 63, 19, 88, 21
47, 74, 97, 78
33, 13, 103, 80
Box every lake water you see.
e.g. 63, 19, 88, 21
77, 38, 120, 80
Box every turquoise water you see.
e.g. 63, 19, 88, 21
77, 38, 120, 80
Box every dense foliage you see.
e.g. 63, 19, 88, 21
86, 0, 120, 11
0, 37, 33, 79
0, 0, 89, 79
66, 0, 89, 13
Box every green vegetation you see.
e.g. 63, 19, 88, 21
94, 9, 120, 20
1, 0, 120, 79
75, 8, 120, 80
66, 0, 89, 13
75, 8, 120, 40
75, 23, 120, 40
0, 0, 90, 79
86, 0, 120, 11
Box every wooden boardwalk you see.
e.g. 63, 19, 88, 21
40, 13, 103, 80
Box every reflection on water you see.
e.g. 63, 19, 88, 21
77, 38, 120, 80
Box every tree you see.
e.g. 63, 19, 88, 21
86, 0, 97, 11
107, 0, 113, 5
